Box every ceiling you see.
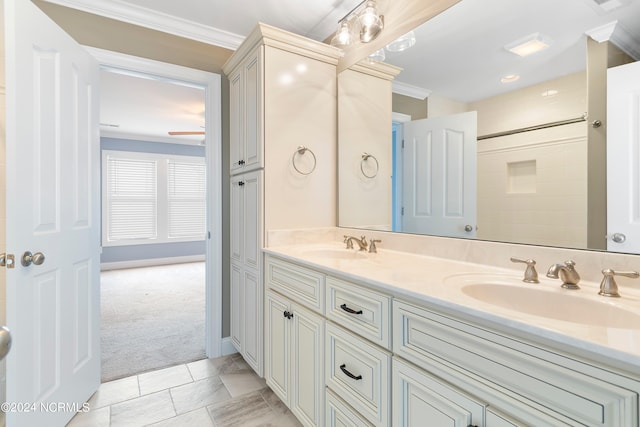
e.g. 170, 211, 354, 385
43, 0, 640, 143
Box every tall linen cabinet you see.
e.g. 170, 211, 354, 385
223, 23, 340, 378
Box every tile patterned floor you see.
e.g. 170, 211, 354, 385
67, 353, 302, 427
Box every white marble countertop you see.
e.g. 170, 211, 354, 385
264, 242, 640, 374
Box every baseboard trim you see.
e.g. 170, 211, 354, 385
100, 255, 205, 271
221, 337, 239, 357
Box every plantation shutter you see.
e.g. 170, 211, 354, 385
106, 156, 158, 242
167, 160, 206, 239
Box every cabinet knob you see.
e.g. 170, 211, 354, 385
283, 310, 293, 319
238, 181, 245, 186
237, 159, 245, 165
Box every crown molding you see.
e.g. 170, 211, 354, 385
585, 20, 617, 42
611, 23, 640, 60
41, 0, 244, 49
392, 81, 431, 100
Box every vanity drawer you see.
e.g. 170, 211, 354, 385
326, 276, 391, 349
326, 323, 390, 427
393, 300, 638, 427
265, 255, 325, 313
326, 389, 373, 427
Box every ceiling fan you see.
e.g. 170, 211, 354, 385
168, 131, 205, 135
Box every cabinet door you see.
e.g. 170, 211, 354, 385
242, 47, 263, 171
230, 262, 243, 352
230, 175, 244, 263
229, 68, 244, 173
230, 171, 262, 268
229, 47, 263, 174
265, 291, 290, 405
243, 268, 262, 376
242, 170, 262, 270
392, 358, 484, 427
291, 303, 324, 427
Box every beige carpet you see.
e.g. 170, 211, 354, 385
100, 262, 206, 382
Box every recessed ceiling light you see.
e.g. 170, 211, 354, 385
501, 74, 520, 83
505, 33, 553, 57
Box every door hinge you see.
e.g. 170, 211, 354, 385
401, 207, 405, 215
401, 139, 405, 149
208, 231, 211, 239
0, 253, 15, 269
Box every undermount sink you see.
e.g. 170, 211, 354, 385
444, 274, 640, 329
298, 247, 368, 260
460, 283, 640, 328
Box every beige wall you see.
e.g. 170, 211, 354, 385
392, 93, 428, 120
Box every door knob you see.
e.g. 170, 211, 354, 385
464, 225, 473, 232
611, 233, 626, 243
0, 326, 11, 361
21, 251, 45, 267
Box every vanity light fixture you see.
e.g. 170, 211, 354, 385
368, 48, 386, 63
505, 32, 553, 57
330, 0, 384, 48
386, 31, 416, 52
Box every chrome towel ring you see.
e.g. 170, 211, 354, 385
360, 152, 379, 178
292, 146, 317, 175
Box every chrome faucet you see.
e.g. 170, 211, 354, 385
343, 235, 368, 251
546, 260, 580, 289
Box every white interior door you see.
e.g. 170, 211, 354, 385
607, 61, 640, 253
5, 1, 101, 426
402, 112, 477, 238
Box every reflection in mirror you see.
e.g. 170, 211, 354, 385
338, 0, 640, 253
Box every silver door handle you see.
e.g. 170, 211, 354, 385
611, 233, 626, 243
0, 326, 11, 361
21, 251, 45, 267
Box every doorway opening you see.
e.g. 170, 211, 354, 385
90, 48, 223, 382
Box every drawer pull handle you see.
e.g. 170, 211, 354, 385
340, 304, 363, 315
339, 364, 362, 381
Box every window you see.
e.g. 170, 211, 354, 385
102, 151, 206, 246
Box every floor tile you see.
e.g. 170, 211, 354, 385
146, 407, 215, 427
66, 405, 110, 427
170, 375, 232, 415
260, 387, 289, 415
207, 390, 272, 427
187, 355, 240, 381
138, 364, 193, 395
88, 375, 140, 409
110, 390, 175, 427
219, 371, 267, 397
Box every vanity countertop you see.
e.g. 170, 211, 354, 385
264, 242, 640, 374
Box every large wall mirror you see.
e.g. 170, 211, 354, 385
338, 0, 640, 253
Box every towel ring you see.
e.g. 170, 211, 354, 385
360, 152, 379, 178
292, 146, 316, 175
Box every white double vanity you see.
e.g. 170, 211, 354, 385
223, 20, 640, 427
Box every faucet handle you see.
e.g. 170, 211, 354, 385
343, 235, 354, 249
510, 257, 539, 283
599, 268, 640, 297
368, 239, 381, 253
